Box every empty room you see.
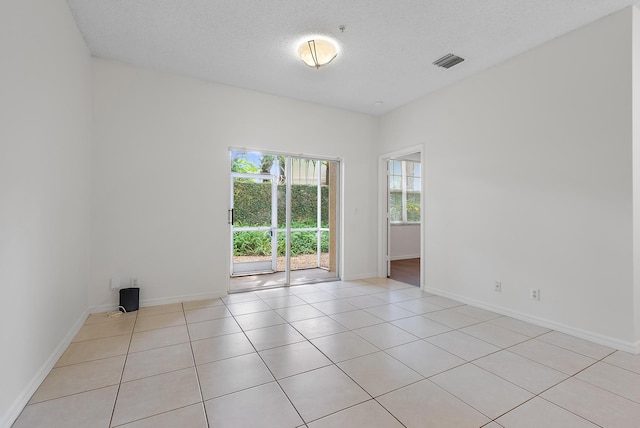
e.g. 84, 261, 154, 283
4, 1, 640, 427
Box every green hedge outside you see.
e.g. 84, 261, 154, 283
233, 181, 331, 257
233, 227, 329, 256
233, 181, 328, 227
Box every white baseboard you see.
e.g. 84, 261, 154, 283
422, 285, 640, 354
389, 254, 420, 261
342, 272, 379, 281
1, 307, 92, 428
4, 289, 231, 428
91, 290, 228, 314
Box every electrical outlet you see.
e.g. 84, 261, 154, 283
530, 288, 540, 300
131, 278, 138, 287
494, 281, 502, 292
110, 277, 120, 290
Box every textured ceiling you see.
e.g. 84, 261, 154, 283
66, 0, 639, 115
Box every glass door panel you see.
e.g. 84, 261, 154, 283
289, 158, 339, 285
231, 173, 277, 276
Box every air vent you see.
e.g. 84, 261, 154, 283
433, 53, 465, 69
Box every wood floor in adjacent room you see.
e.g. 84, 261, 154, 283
389, 258, 420, 287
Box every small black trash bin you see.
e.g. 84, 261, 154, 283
119, 287, 139, 312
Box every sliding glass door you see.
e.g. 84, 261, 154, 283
229, 150, 339, 292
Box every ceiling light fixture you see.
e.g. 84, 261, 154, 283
297, 38, 338, 69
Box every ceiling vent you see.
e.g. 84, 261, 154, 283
433, 53, 465, 69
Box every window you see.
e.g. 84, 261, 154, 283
389, 159, 421, 223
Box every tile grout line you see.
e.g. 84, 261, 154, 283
265, 286, 438, 426
361, 295, 609, 426
24, 280, 636, 428
413, 333, 579, 425
125, 293, 457, 426
525, 349, 631, 427
227, 286, 419, 425
401, 314, 620, 427
245, 283, 506, 425
111, 307, 204, 427
181, 302, 212, 428
221, 294, 309, 426
108, 310, 137, 428
276, 304, 409, 426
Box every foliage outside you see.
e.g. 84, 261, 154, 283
232, 181, 330, 256
390, 191, 420, 223
233, 181, 329, 226
234, 223, 329, 256
231, 153, 332, 257
231, 154, 261, 174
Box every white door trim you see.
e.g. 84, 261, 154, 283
377, 144, 425, 289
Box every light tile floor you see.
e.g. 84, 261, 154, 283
12, 278, 640, 427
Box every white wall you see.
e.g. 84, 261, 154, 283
90, 59, 378, 308
390, 224, 420, 259
0, 0, 92, 425
379, 8, 637, 348
633, 7, 640, 342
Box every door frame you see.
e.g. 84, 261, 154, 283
228, 147, 343, 292
378, 144, 425, 288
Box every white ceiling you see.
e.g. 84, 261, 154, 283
66, 0, 639, 116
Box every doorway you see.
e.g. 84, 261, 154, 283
379, 147, 424, 288
229, 150, 340, 292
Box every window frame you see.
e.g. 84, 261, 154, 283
389, 159, 421, 224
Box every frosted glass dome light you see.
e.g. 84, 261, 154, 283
297, 39, 338, 69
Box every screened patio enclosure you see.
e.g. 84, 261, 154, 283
229, 150, 340, 292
